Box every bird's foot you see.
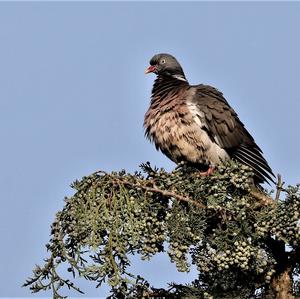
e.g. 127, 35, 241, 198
199, 166, 215, 176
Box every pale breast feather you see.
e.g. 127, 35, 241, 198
186, 99, 222, 147
186, 100, 229, 164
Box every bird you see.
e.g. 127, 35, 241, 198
144, 53, 275, 184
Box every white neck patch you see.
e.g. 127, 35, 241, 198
171, 74, 187, 82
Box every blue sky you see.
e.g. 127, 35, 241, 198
1, 2, 300, 297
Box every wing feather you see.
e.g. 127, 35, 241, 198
190, 84, 275, 183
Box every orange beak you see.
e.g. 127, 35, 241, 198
144, 65, 156, 74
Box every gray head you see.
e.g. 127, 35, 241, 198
145, 53, 186, 80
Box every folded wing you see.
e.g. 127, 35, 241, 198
191, 84, 275, 184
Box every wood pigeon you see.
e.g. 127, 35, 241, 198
144, 53, 275, 184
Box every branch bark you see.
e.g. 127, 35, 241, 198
268, 268, 294, 299
250, 187, 275, 206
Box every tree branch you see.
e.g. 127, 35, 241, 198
250, 187, 275, 206
112, 175, 207, 209
275, 174, 285, 201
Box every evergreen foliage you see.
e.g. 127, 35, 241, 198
23, 161, 300, 298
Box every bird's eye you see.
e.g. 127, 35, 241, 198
161, 59, 166, 64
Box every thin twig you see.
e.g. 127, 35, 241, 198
111, 176, 206, 209
275, 174, 285, 201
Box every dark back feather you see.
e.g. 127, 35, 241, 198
191, 84, 275, 184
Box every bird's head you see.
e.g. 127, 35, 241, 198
145, 53, 186, 80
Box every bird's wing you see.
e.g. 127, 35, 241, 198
190, 84, 275, 183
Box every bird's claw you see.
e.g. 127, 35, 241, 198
199, 166, 215, 176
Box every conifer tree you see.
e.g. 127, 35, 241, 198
23, 162, 300, 299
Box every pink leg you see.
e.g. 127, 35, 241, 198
199, 166, 215, 176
